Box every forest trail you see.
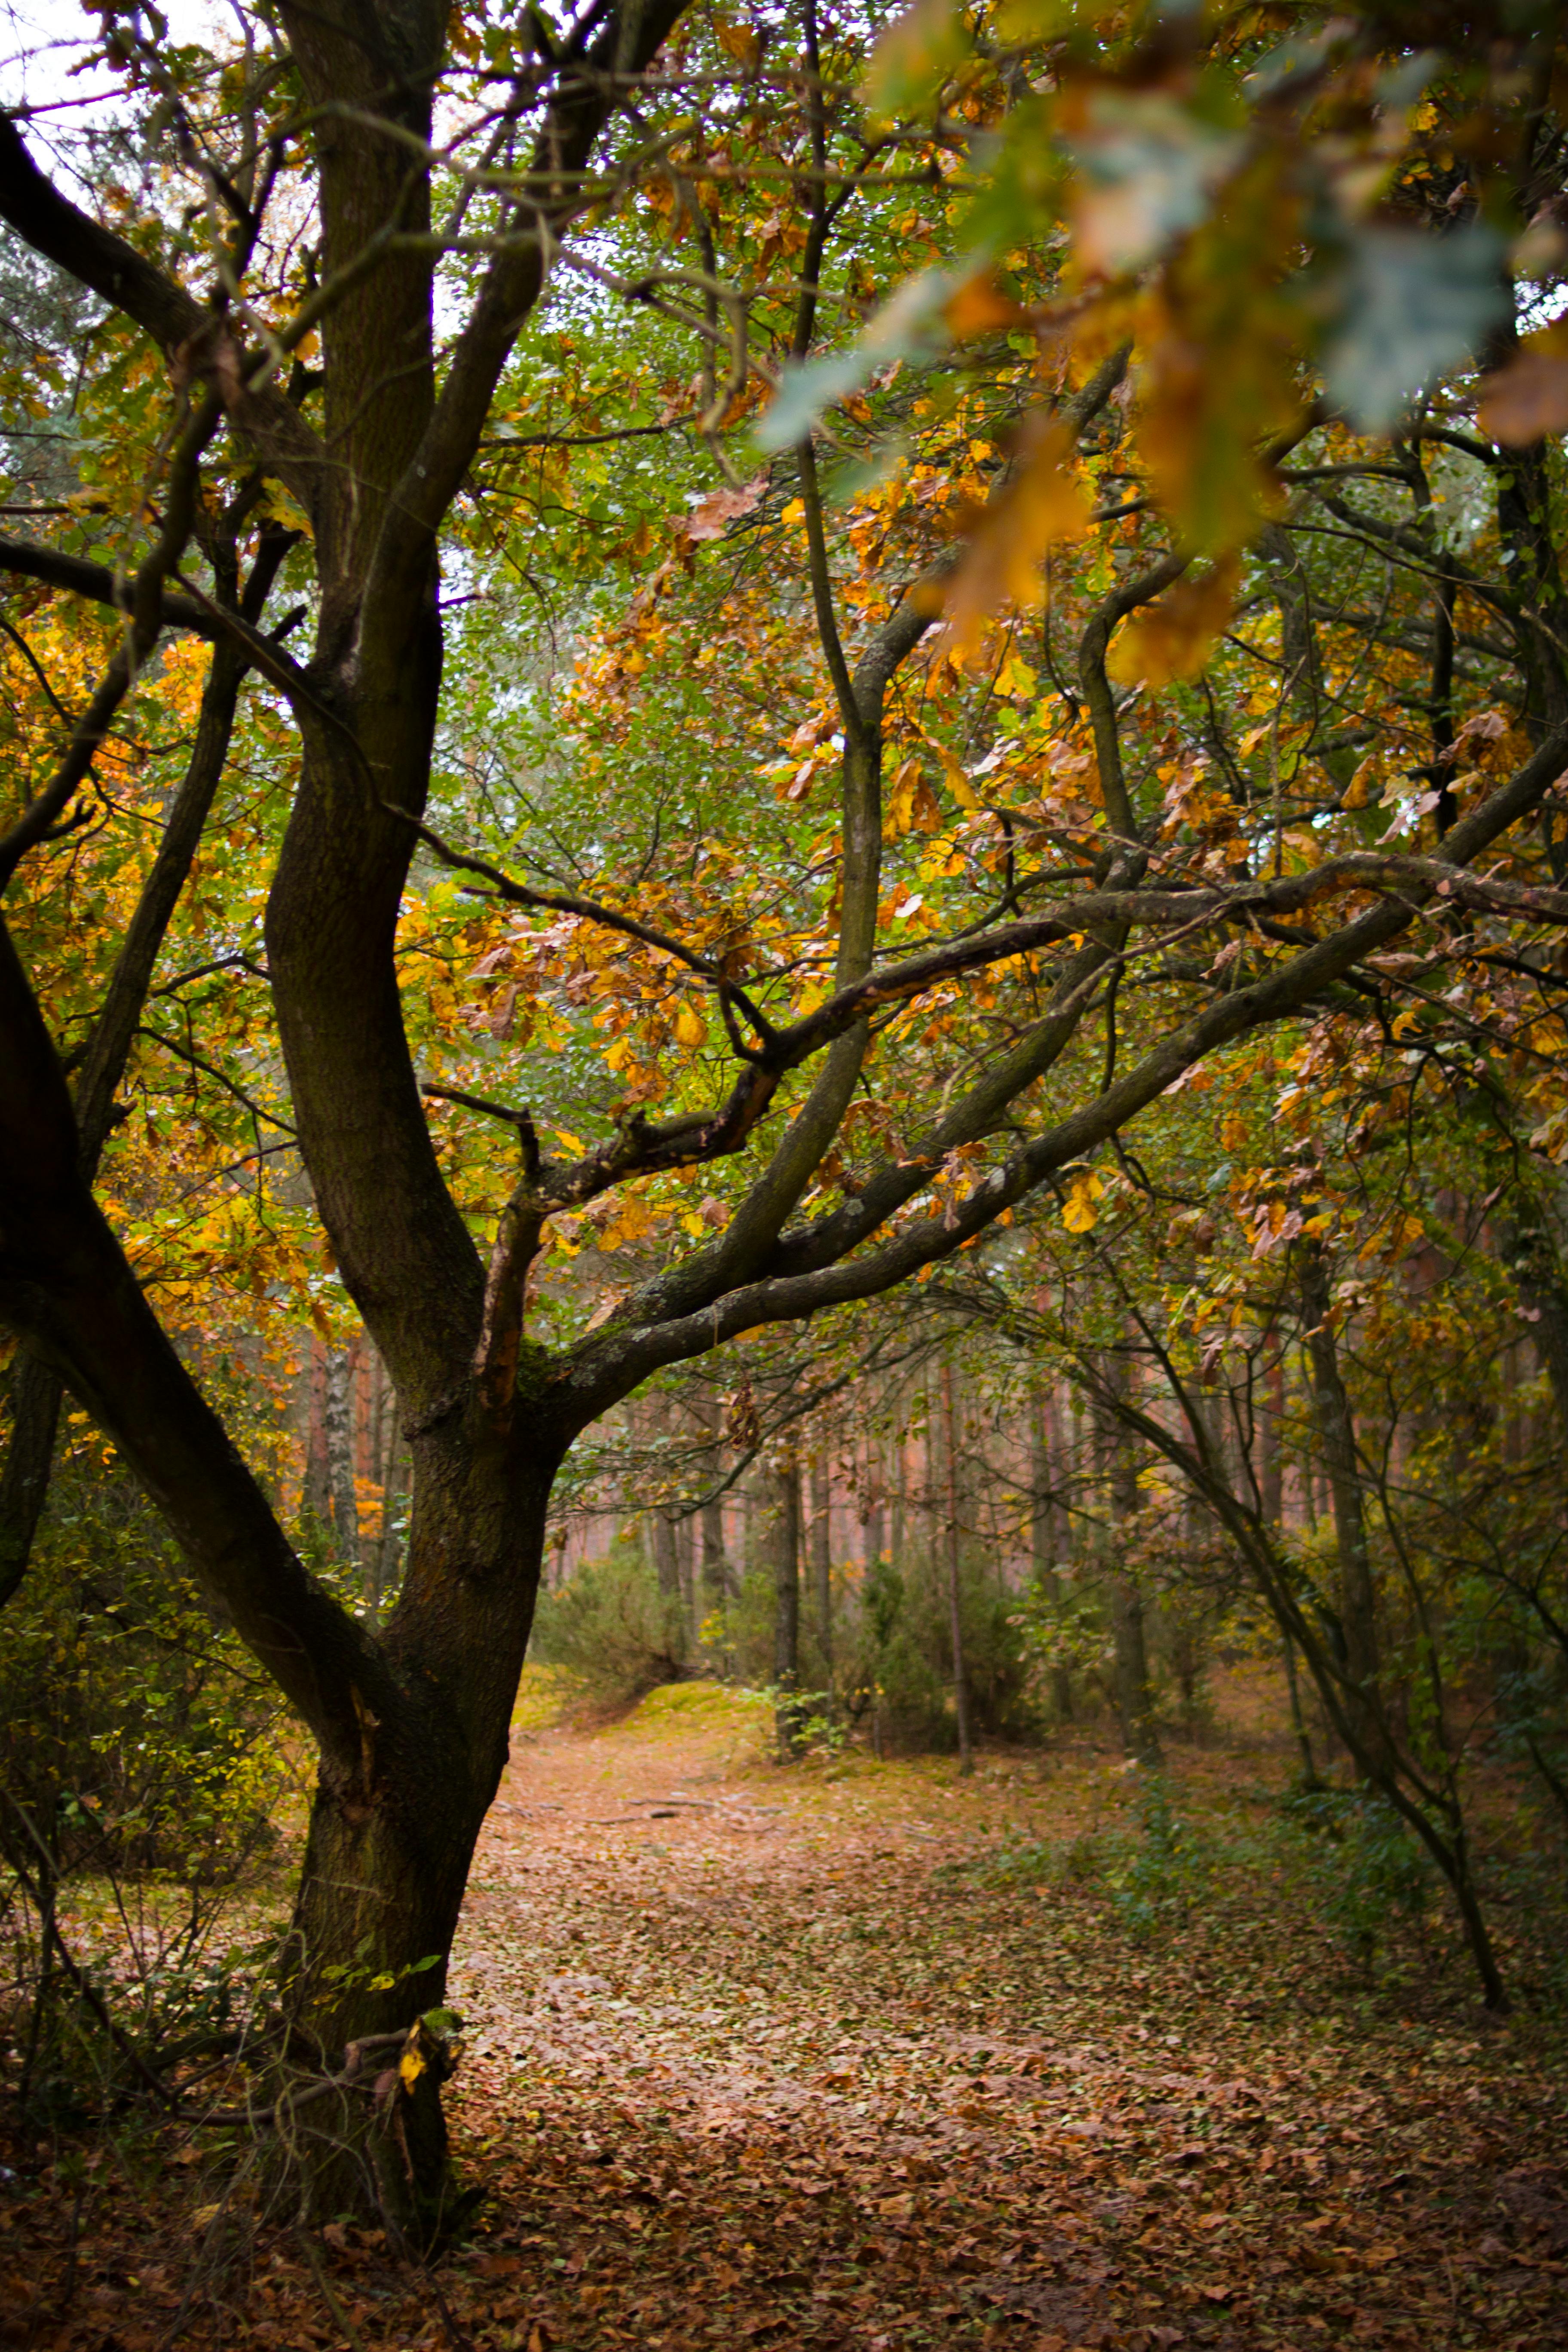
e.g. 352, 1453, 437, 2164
9, 1682, 1565, 2351
416, 1684, 1567, 2352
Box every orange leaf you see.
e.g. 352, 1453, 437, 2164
714, 16, 762, 71
943, 271, 1022, 340
1107, 553, 1240, 686
1477, 323, 1568, 444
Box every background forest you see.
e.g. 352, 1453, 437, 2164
1, 0, 1567, 2342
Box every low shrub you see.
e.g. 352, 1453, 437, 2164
528, 1544, 688, 1710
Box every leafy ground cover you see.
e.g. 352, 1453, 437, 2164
3, 1675, 1565, 2350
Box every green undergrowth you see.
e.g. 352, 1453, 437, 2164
956, 1764, 1568, 2024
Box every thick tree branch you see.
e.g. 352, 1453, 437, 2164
0, 536, 222, 637
555, 720, 1568, 1421
0, 117, 325, 516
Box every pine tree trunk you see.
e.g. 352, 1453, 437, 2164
772, 1454, 803, 1752
810, 1450, 833, 1672
1259, 1354, 1284, 1528
941, 1361, 974, 1775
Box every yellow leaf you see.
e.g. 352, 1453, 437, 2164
674, 1001, 707, 1048
1060, 1168, 1103, 1233
399, 2043, 426, 2091
1220, 1112, 1249, 1151
943, 414, 1091, 654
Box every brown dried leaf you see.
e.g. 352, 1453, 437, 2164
1477, 325, 1568, 444
685, 474, 768, 542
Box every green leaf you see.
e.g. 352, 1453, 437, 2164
1322, 223, 1510, 432
757, 270, 959, 450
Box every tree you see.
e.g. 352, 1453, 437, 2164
1, 0, 1566, 2222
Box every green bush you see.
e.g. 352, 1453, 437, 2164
1282, 1785, 1435, 1968
843, 1551, 1040, 1754
0, 1441, 288, 1892
528, 1543, 688, 1710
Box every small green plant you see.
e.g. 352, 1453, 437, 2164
1104, 1774, 1210, 1940
1282, 1786, 1434, 1973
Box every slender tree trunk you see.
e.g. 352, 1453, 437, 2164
1281, 1629, 1318, 1783
1094, 1359, 1161, 1766
1299, 1242, 1383, 1767
864, 1441, 884, 1577
773, 1452, 803, 1752
1258, 1354, 1284, 1528
810, 1449, 833, 1674
891, 1420, 906, 1571
648, 1507, 680, 1599
377, 1409, 405, 1606
941, 1360, 974, 1775
1030, 1393, 1073, 1721
674, 1508, 695, 1645
325, 1342, 361, 1574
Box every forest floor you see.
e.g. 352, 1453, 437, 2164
4, 1672, 1568, 2351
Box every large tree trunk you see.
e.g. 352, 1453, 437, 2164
282, 1433, 556, 2233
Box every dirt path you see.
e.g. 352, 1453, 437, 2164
6, 1682, 1563, 2351
419, 1684, 1568, 2352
